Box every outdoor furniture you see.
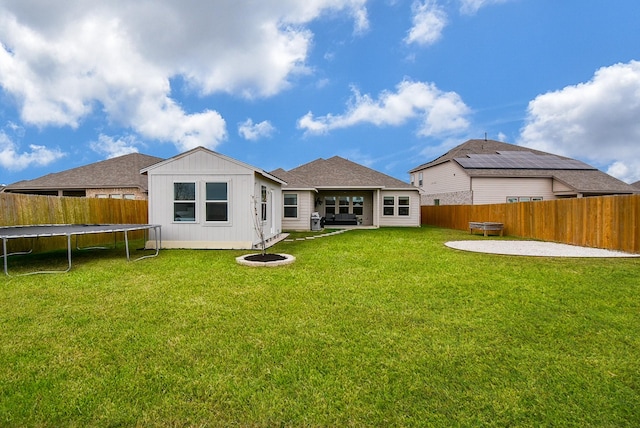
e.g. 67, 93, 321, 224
323, 213, 358, 225
469, 222, 504, 237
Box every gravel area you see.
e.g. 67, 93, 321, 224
445, 240, 640, 258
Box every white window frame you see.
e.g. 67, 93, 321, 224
383, 196, 395, 216
283, 193, 298, 218
173, 182, 197, 223
260, 185, 267, 222
398, 196, 410, 216
507, 196, 543, 203
204, 181, 230, 224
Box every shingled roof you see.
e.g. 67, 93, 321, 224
271, 156, 415, 190
4, 152, 163, 192
410, 139, 564, 171
410, 139, 637, 195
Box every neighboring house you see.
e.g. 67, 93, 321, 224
271, 156, 420, 230
3, 153, 162, 200
410, 139, 638, 206
141, 147, 285, 250
632, 180, 640, 190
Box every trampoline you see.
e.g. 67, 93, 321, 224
0, 224, 161, 275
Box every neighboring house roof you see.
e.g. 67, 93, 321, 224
271, 156, 416, 190
632, 180, 640, 189
141, 146, 286, 185
410, 139, 636, 195
4, 152, 163, 193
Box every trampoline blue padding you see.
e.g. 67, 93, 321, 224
0, 224, 161, 275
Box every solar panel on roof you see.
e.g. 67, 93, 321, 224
454, 151, 595, 170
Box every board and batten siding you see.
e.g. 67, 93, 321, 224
253, 174, 283, 245
471, 177, 555, 205
145, 148, 282, 249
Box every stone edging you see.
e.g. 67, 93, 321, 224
236, 253, 296, 267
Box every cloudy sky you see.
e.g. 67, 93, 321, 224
1, 0, 639, 185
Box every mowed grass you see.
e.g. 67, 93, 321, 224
0, 226, 639, 426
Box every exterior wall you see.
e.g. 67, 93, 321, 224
316, 190, 375, 226
471, 177, 556, 205
281, 190, 315, 230
146, 149, 281, 249
418, 162, 470, 194
377, 190, 421, 227
253, 175, 283, 247
420, 190, 472, 206
87, 187, 147, 200
552, 179, 573, 193
282, 189, 419, 229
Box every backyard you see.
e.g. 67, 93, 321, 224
0, 226, 639, 426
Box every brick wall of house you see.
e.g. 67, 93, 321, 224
420, 190, 472, 206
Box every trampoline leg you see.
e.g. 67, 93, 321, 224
131, 226, 160, 262
3, 238, 7, 276
124, 230, 131, 261
65, 234, 72, 273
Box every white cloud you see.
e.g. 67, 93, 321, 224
238, 119, 276, 141
298, 79, 470, 136
459, 0, 512, 15
90, 134, 140, 158
405, 1, 448, 46
0, 0, 368, 153
0, 131, 65, 171
519, 60, 640, 183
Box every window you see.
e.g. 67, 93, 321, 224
434, 199, 440, 206
507, 196, 543, 203
339, 196, 350, 214
352, 196, 364, 215
124, 194, 135, 200
284, 193, 298, 218
383, 196, 395, 216
325, 196, 336, 215
206, 182, 228, 222
96, 194, 107, 198
418, 172, 423, 186
398, 196, 410, 216
110, 194, 122, 199
260, 185, 267, 221
174, 182, 196, 222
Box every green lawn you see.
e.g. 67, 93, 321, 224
1, 226, 639, 426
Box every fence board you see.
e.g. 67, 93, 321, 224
422, 194, 640, 254
0, 193, 148, 254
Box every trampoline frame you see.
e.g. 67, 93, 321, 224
0, 224, 161, 276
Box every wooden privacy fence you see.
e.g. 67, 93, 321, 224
422, 194, 640, 254
0, 193, 148, 253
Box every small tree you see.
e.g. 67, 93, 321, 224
251, 194, 267, 256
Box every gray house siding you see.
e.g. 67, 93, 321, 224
281, 190, 315, 231
377, 190, 421, 227
471, 177, 555, 205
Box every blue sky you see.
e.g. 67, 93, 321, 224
1, 0, 640, 185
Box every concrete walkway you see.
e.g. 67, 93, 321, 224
445, 240, 640, 258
